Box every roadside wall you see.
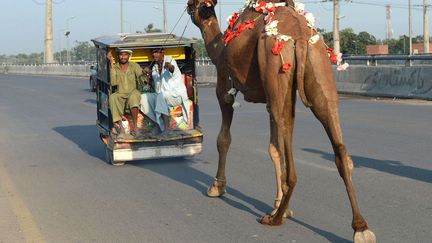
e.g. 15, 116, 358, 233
0, 65, 89, 77
2, 64, 432, 100
335, 66, 432, 100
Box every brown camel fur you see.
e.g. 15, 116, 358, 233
187, 0, 375, 242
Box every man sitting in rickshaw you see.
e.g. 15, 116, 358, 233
140, 48, 190, 133
107, 48, 142, 138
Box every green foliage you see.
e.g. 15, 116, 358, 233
192, 38, 209, 58
320, 27, 432, 54
383, 36, 409, 54
71, 41, 96, 62
320, 28, 378, 54
145, 23, 162, 33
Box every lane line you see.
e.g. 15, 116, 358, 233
0, 162, 46, 243
255, 148, 337, 172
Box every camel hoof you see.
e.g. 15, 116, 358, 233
354, 229, 376, 243
207, 178, 226, 197
270, 208, 294, 218
260, 214, 285, 226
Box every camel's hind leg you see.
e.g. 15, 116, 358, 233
207, 76, 234, 197
261, 88, 297, 226
258, 43, 297, 225
305, 45, 376, 243
268, 120, 295, 219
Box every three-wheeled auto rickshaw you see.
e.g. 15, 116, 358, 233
91, 33, 203, 165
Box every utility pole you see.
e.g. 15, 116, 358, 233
333, 0, 341, 55
424, 0, 430, 53
162, 0, 168, 33
409, 0, 413, 54
44, 0, 54, 64
385, 5, 394, 40
120, 0, 124, 33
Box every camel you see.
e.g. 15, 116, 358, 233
187, 0, 376, 242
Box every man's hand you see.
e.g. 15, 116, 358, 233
164, 62, 174, 73
107, 51, 113, 63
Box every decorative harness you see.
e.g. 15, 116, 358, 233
188, 1, 348, 108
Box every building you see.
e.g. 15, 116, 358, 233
366, 45, 389, 55
412, 43, 432, 54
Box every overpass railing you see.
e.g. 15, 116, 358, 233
197, 55, 432, 67
343, 54, 432, 67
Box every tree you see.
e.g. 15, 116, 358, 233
145, 23, 162, 33
320, 28, 378, 55
71, 41, 96, 63
192, 38, 209, 58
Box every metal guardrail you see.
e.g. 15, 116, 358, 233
198, 55, 432, 67
343, 54, 432, 67
4, 55, 432, 67
195, 58, 213, 66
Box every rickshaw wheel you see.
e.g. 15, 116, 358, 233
105, 147, 125, 166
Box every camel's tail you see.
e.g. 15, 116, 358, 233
295, 39, 312, 107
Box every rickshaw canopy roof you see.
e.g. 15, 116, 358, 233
91, 33, 195, 50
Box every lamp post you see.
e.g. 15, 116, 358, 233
153, 5, 167, 33
57, 29, 66, 63
123, 20, 132, 33
162, 0, 167, 33
120, 0, 124, 33
66, 16, 75, 65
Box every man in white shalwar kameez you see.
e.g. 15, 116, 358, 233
140, 48, 190, 132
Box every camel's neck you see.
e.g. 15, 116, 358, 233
198, 17, 224, 64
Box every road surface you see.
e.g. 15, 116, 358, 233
0, 74, 431, 242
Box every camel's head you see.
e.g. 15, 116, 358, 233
187, 0, 217, 25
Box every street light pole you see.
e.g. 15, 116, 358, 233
66, 16, 75, 65
162, 0, 168, 33
120, 0, 124, 33
58, 29, 66, 63
219, 0, 222, 27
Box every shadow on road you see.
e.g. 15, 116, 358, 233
303, 148, 432, 184
132, 158, 272, 218
53, 125, 105, 161
52, 127, 350, 240
84, 98, 97, 105
289, 218, 351, 243
53, 125, 272, 217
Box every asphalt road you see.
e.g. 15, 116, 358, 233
0, 74, 431, 243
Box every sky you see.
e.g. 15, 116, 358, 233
0, 0, 430, 55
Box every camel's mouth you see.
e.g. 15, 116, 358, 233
187, 0, 216, 22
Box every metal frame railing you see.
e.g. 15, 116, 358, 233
343, 54, 432, 67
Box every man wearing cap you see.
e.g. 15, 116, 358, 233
140, 48, 190, 132
107, 48, 142, 137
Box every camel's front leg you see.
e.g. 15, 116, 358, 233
207, 87, 234, 197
